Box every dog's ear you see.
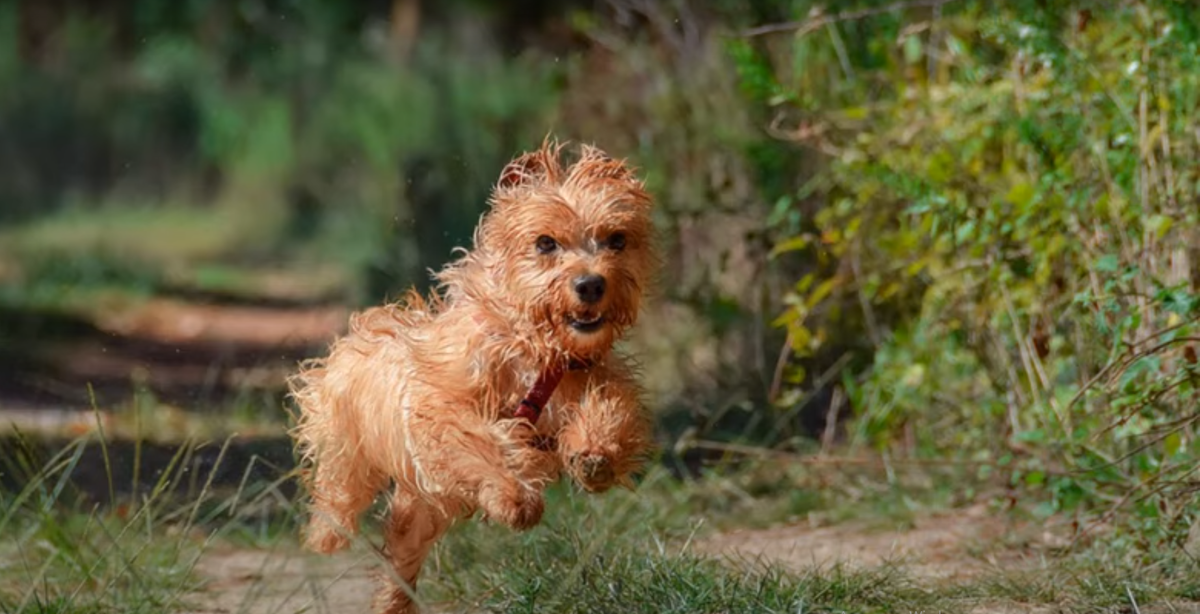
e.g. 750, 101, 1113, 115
575, 144, 638, 184
498, 138, 564, 190
498, 152, 548, 190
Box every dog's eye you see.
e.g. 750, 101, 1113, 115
535, 235, 558, 254
607, 232, 627, 251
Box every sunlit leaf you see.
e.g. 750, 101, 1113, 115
771, 235, 812, 257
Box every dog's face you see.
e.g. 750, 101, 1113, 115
474, 143, 654, 359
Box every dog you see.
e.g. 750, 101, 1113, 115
288, 140, 655, 613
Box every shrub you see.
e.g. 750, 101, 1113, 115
747, 0, 1200, 542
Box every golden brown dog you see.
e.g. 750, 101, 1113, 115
288, 140, 655, 613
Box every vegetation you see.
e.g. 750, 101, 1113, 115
0, 1, 563, 304
3, 0, 1200, 611
742, 0, 1200, 545
4, 434, 1199, 613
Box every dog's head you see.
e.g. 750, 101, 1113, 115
449, 140, 654, 360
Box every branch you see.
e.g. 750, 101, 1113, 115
1064, 335, 1200, 416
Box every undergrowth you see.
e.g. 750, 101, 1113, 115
744, 0, 1200, 547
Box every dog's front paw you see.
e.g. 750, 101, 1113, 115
304, 519, 352, 554
568, 451, 617, 493
479, 481, 544, 531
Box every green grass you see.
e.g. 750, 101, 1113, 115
0, 205, 356, 314
955, 548, 1200, 611
435, 494, 932, 614
0, 207, 240, 266
2, 431, 1199, 614
0, 437, 206, 613
465, 549, 926, 614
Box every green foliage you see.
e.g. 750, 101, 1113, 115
749, 1, 1200, 538
0, 2, 562, 302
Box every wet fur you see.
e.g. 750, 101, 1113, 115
288, 140, 655, 613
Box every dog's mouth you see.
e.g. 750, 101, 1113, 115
566, 313, 605, 334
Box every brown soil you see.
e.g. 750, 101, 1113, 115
61, 298, 348, 399
695, 503, 1051, 582
188, 546, 470, 614
185, 506, 1066, 614
96, 298, 347, 348
0, 298, 348, 436
187, 547, 378, 614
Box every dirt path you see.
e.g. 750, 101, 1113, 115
187, 506, 1050, 614
187, 506, 1200, 614
695, 503, 1046, 581
0, 298, 347, 438
96, 298, 347, 348
189, 547, 378, 614
696, 508, 1200, 614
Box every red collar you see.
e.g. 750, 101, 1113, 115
512, 358, 594, 424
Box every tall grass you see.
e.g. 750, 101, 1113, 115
1, 436, 208, 612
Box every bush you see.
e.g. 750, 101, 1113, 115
747, 0, 1200, 541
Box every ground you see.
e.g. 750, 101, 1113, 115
194, 514, 1026, 612
180, 505, 1103, 614
4, 296, 1198, 614
190, 547, 377, 614
697, 503, 1031, 582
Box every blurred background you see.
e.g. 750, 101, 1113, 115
0, 0, 814, 459
2, 0, 1200, 538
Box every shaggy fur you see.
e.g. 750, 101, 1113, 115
288, 140, 655, 613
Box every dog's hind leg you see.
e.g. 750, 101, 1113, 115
374, 487, 451, 614
304, 451, 386, 554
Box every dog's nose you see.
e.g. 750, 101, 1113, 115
573, 274, 606, 304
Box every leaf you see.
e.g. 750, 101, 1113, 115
1006, 182, 1036, 208
1164, 431, 1182, 457
770, 235, 811, 258
842, 106, 869, 120
845, 215, 864, 238
955, 220, 976, 243
795, 273, 816, 294
767, 195, 796, 227
1119, 356, 1161, 389
1016, 429, 1046, 444
772, 309, 799, 328
900, 364, 926, 388
903, 35, 923, 64
1146, 214, 1173, 239
1158, 287, 1196, 315
806, 278, 839, 308
785, 366, 808, 385
1094, 254, 1120, 272
790, 325, 814, 354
